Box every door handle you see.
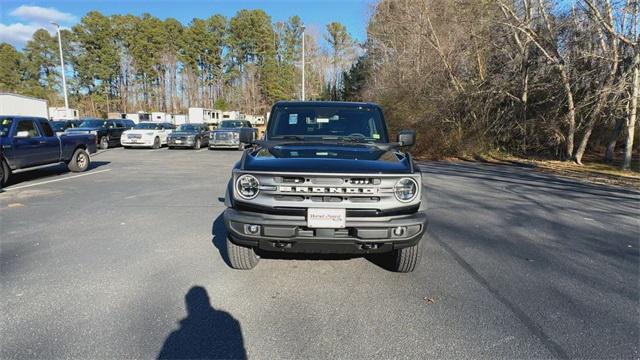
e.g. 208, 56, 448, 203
39, 141, 47, 144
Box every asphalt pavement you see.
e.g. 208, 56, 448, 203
1, 147, 638, 359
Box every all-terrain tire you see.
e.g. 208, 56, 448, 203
390, 243, 421, 273
67, 148, 90, 172
226, 237, 259, 270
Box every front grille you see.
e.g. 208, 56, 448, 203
128, 134, 142, 139
234, 172, 421, 214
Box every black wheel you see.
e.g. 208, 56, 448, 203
193, 138, 201, 150
152, 137, 160, 149
390, 243, 421, 273
226, 237, 259, 270
67, 148, 90, 172
0, 159, 9, 188
99, 136, 109, 150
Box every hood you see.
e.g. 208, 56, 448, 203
67, 127, 103, 132
124, 129, 160, 134
170, 131, 198, 136
242, 143, 412, 174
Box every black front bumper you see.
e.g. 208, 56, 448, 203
224, 208, 428, 254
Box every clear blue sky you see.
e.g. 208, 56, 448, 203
0, 0, 374, 49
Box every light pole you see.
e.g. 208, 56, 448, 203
301, 25, 305, 101
51, 22, 69, 110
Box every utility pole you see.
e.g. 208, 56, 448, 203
51, 22, 69, 110
301, 25, 305, 101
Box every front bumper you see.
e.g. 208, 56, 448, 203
224, 208, 428, 254
168, 138, 195, 147
121, 139, 154, 147
209, 141, 240, 148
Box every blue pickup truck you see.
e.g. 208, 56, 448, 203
0, 116, 98, 187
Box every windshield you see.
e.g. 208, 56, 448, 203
219, 121, 244, 129
134, 123, 160, 130
176, 124, 199, 132
50, 121, 66, 131
267, 106, 388, 142
78, 120, 107, 128
0, 118, 13, 137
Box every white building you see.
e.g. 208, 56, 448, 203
49, 107, 80, 120
151, 112, 170, 122
242, 114, 265, 125
173, 114, 189, 125
214, 110, 241, 123
0, 93, 49, 118
125, 112, 151, 123
188, 107, 214, 124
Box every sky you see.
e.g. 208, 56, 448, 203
0, 0, 375, 49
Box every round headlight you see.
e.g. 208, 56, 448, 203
236, 174, 260, 200
394, 178, 418, 202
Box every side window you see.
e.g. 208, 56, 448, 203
16, 120, 40, 137
115, 121, 126, 128
40, 121, 55, 137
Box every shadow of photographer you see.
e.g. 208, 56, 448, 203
158, 286, 246, 360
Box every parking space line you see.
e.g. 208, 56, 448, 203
196, 149, 208, 152
3, 169, 112, 191
150, 148, 167, 152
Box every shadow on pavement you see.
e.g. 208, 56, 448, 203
4, 161, 110, 187
157, 286, 246, 360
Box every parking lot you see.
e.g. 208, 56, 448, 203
1, 147, 638, 359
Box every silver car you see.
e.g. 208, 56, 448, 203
209, 120, 256, 150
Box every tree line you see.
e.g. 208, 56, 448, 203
342, 0, 638, 169
0, 9, 357, 117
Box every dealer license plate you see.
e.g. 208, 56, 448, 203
307, 208, 346, 228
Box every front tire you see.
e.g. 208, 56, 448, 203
193, 138, 201, 150
152, 137, 161, 149
0, 159, 9, 188
99, 136, 109, 150
390, 243, 421, 273
226, 237, 259, 270
67, 148, 90, 172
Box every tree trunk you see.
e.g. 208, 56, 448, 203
559, 64, 576, 159
623, 54, 639, 170
604, 116, 626, 162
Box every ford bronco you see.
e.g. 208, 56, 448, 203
223, 101, 427, 272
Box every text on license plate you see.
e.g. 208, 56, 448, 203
307, 208, 346, 228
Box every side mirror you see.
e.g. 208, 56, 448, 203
397, 130, 416, 147
15, 130, 30, 138
239, 127, 255, 144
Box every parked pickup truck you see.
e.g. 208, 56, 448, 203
223, 101, 427, 272
0, 116, 97, 187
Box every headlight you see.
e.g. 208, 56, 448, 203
394, 178, 418, 202
233, 132, 239, 140
236, 174, 260, 200
90, 130, 97, 135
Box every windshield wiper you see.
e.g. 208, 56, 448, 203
324, 135, 371, 143
273, 135, 305, 141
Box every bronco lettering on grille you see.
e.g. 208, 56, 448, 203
279, 186, 376, 194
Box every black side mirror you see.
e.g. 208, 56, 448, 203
397, 130, 416, 147
239, 127, 255, 144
